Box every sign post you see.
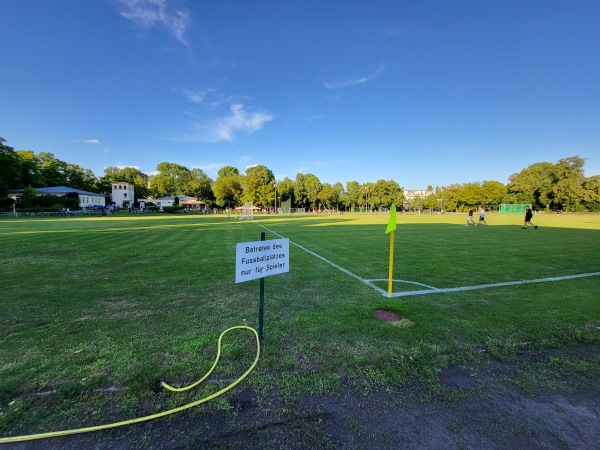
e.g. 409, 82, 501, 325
258, 233, 265, 341
236, 234, 290, 341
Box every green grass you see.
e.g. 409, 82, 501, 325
0, 211, 599, 437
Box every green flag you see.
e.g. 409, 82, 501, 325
385, 204, 397, 234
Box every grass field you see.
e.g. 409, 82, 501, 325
1, 211, 599, 444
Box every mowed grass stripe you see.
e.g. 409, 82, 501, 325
0, 213, 598, 438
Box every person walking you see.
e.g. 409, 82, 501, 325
522, 206, 538, 229
466, 209, 475, 226
477, 207, 487, 226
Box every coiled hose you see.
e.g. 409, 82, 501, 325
0, 326, 260, 444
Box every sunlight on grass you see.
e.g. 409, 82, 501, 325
0, 212, 598, 437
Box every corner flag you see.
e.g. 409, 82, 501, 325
385, 204, 396, 297
385, 204, 397, 234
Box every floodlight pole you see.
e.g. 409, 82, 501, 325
258, 232, 266, 342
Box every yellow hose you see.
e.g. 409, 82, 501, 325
0, 326, 260, 444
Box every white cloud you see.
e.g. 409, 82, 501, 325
118, 0, 190, 45
199, 103, 273, 142
304, 115, 324, 122
116, 165, 141, 170
184, 89, 214, 104
324, 65, 385, 89
84, 139, 100, 144
184, 88, 229, 107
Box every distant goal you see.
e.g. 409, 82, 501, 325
499, 204, 530, 214
239, 202, 254, 221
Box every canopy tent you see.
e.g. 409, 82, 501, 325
180, 199, 206, 206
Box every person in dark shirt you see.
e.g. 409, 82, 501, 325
522, 207, 538, 229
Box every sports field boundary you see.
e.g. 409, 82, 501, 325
255, 221, 600, 299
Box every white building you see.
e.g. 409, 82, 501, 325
403, 189, 434, 211
111, 182, 135, 208
403, 189, 433, 201
137, 195, 202, 209
7, 186, 106, 209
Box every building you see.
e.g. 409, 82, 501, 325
111, 182, 135, 208
403, 189, 433, 201
403, 189, 434, 211
7, 186, 106, 208
137, 195, 203, 210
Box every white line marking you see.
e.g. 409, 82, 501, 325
367, 279, 439, 290
387, 272, 600, 298
255, 222, 374, 288
254, 221, 600, 298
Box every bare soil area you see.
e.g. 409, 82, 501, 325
6, 342, 600, 450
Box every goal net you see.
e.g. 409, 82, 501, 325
239, 202, 254, 220
499, 204, 530, 214
281, 198, 292, 214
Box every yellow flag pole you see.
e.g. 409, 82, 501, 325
385, 204, 397, 298
387, 230, 394, 297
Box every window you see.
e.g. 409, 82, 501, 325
124, 193, 127, 198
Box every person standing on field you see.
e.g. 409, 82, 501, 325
522, 206, 538, 229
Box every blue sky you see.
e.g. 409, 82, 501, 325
1, 0, 599, 189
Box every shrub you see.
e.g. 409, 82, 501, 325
162, 205, 183, 213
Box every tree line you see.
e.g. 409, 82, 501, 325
1, 138, 599, 212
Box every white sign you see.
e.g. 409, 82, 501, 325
235, 238, 290, 283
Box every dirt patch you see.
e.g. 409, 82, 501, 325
375, 310, 414, 327
6, 343, 600, 449
439, 366, 478, 390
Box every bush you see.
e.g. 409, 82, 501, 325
15, 206, 63, 213
35, 195, 63, 207
21, 186, 38, 208
162, 205, 183, 213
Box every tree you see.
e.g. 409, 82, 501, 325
332, 182, 345, 210
360, 182, 374, 209
65, 163, 97, 191
21, 185, 38, 208
304, 174, 322, 209
582, 175, 600, 211
371, 179, 404, 209
551, 156, 586, 211
317, 183, 336, 209
38, 152, 68, 186
241, 165, 274, 206
185, 168, 214, 202
507, 162, 554, 208
213, 174, 242, 207
217, 166, 240, 178
0, 138, 22, 196
459, 182, 482, 209
507, 156, 589, 211
151, 162, 192, 197
343, 181, 360, 211
98, 166, 151, 199
480, 181, 506, 209
294, 173, 308, 208
442, 184, 461, 212
277, 177, 295, 205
